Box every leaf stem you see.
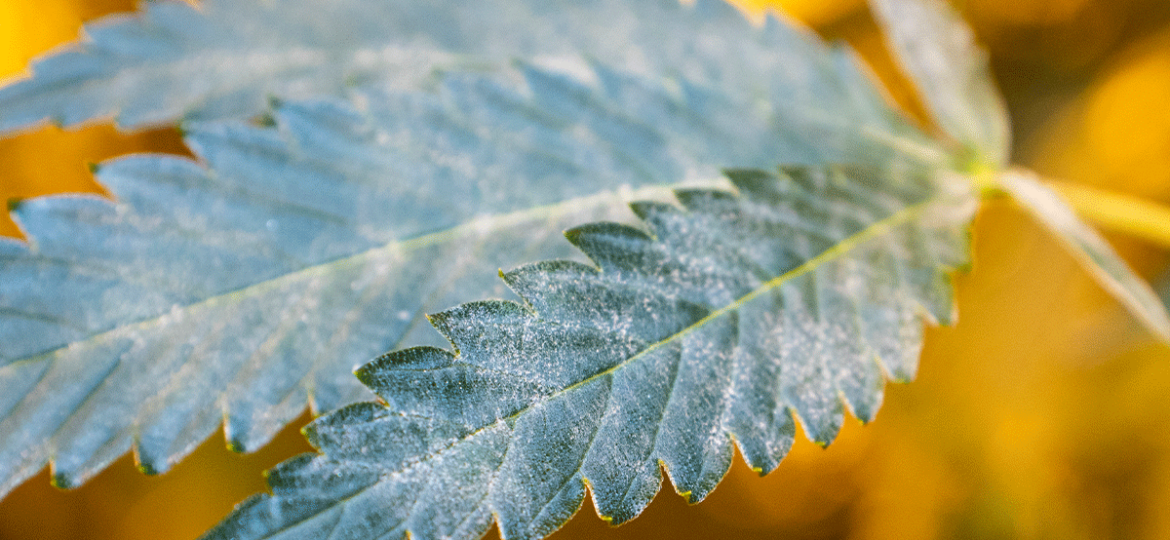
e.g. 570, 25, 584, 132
1043, 180, 1170, 249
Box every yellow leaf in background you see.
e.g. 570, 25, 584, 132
962, 0, 1090, 26
1082, 37, 1170, 199
1030, 30, 1170, 203
0, 1, 80, 75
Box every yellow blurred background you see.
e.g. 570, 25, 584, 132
2, 0, 1170, 539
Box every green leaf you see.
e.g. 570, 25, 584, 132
0, 0, 945, 151
0, 15, 947, 497
869, 0, 1011, 166
997, 169, 1170, 343
203, 165, 976, 540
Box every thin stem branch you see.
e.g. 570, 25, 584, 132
1044, 180, 1170, 249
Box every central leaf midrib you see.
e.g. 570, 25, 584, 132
282, 195, 938, 538
7, 182, 689, 369
548, 197, 934, 400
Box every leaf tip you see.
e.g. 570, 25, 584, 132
722, 167, 777, 197
226, 438, 246, 454
627, 200, 673, 222
353, 361, 376, 386
50, 471, 73, 490
721, 167, 763, 182
131, 444, 163, 476
562, 225, 583, 244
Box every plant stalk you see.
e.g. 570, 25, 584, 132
1044, 180, 1170, 249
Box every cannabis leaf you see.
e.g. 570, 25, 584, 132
0, 0, 933, 144
870, 0, 1010, 165
873, 0, 1170, 339
0, 0, 945, 496
204, 165, 975, 540
197, 2, 1169, 538
3, 4, 1165, 539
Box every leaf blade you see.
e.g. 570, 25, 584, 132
0, 33, 945, 497
203, 165, 977, 540
0, 0, 935, 151
869, 0, 1011, 165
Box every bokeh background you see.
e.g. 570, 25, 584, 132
2, 0, 1170, 538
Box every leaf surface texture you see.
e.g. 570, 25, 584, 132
870, 0, 1011, 165
204, 165, 976, 540
0, 0, 942, 151
0, 1, 944, 496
